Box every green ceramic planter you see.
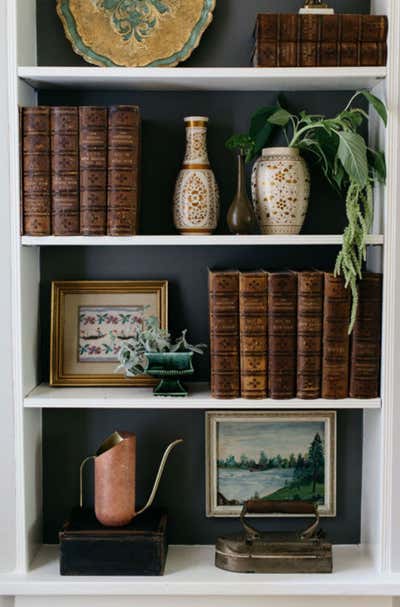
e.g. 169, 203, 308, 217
145, 352, 194, 397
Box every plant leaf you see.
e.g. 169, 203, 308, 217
267, 108, 292, 127
337, 132, 369, 186
358, 90, 387, 126
368, 149, 386, 183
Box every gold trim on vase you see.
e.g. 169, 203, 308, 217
185, 120, 209, 128
182, 163, 210, 170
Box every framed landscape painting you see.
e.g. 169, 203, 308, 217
206, 411, 336, 517
50, 280, 168, 386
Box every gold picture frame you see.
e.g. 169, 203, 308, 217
50, 280, 168, 387
206, 410, 336, 518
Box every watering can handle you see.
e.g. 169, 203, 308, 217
135, 438, 184, 517
79, 456, 96, 509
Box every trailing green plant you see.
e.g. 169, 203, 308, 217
227, 91, 387, 331
115, 316, 206, 377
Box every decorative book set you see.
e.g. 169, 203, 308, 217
209, 270, 382, 400
253, 14, 388, 67
21, 105, 141, 236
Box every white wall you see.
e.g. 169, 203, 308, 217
0, 0, 17, 575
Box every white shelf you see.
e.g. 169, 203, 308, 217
21, 234, 385, 247
0, 545, 399, 596
17, 66, 387, 92
24, 383, 382, 410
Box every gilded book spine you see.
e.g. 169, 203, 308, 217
349, 273, 383, 399
79, 107, 108, 236
107, 105, 141, 236
22, 107, 51, 235
51, 107, 79, 235
297, 272, 323, 399
322, 274, 351, 399
239, 272, 268, 399
268, 272, 297, 399
209, 271, 240, 399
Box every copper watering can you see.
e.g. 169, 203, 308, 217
80, 431, 183, 527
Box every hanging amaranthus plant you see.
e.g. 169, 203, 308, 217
228, 91, 387, 331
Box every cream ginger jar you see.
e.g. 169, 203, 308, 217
173, 116, 219, 235
251, 147, 310, 235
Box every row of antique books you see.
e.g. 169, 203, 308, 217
21, 105, 141, 236
253, 14, 388, 67
209, 270, 382, 400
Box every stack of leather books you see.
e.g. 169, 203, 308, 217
209, 270, 382, 400
252, 13, 388, 67
21, 105, 141, 236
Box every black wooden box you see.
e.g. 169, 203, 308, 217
59, 508, 168, 576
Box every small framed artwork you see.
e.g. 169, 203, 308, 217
50, 280, 168, 386
206, 411, 336, 517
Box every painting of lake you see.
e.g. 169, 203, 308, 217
215, 418, 328, 509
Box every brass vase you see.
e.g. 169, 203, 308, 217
227, 153, 256, 235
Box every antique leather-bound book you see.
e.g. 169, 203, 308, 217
22, 107, 51, 235
268, 272, 297, 399
321, 274, 351, 399
297, 271, 324, 399
79, 107, 108, 235
253, 14, 388, 67
107, 105, 141, 236
50, 107, 79, 235
239, 271, 268, 399
209, 271, 240, 399
349, 273, 383, 399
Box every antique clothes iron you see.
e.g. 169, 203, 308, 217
80, 431, 183, 527
215, 500, 332, 574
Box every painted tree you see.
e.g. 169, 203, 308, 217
308, 433, 325, 493
258, 450, 269, 469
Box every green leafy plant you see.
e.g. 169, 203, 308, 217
228, 91, 387, 331
116, 316, 206, 377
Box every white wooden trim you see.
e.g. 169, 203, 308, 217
17, 66, 387, 92
20, 234, 385, 247
23, 383, 381, 410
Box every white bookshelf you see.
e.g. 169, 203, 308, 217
18, 66, 387, 92
23, 383, 382, 410
2, 0, 400, 606
21, 234, 385, 247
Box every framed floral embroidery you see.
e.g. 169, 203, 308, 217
50, 281, 168, 386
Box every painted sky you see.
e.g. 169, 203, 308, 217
217, 420, 325, 461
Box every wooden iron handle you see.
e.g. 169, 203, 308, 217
245, 500, 317, 516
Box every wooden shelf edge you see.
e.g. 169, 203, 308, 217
0, 545, 399, 596
21, 235, 385, 247
23, 383, 382, 410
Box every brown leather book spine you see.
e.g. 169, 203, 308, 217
256, 14, 298, 42
209, 271, 240, 399
349, 274, 382, 399
107, 105, 141, 236
239, 272, 268, 399
297, 272, 323, 399
299, 42, 318, 67
359, 42, 387, 66
278, 42, 298, 67
360, 15, 388, 42
22, 107, 51, 235
79, 107, 107, 236
50, 107, 79, 235
322, 274, 351, 399
268, 272, 297, 399
318, 43, 340, 67
339, 43, 359, 67
320, 15, 339, 42
299, 15, 320, 42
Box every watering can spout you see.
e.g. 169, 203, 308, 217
136, 438, 184, 517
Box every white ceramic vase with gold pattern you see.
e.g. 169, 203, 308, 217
251, 147, 310, 235
173, 116, 219, 235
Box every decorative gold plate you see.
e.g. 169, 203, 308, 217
57, 0, 216, 67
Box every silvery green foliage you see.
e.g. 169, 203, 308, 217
116, 316, 206, 377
